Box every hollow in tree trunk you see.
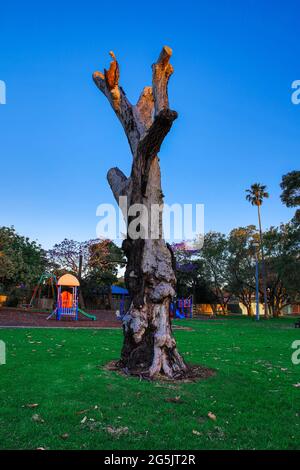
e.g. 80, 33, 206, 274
93, 47, 187, 378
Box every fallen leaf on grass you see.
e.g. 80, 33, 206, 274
26, 403, 39, 408
32, 414, 45, 423
207, 426, 225, 441
165, 396, 185, 404
106, 426, 129, 437
208, 412, 217, 421
81, 419, 102, 431
76, 408, 91, 415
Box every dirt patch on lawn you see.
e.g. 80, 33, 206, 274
104, 360, 216, 383
0, 307, 121, 329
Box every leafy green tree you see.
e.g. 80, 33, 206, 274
82, 240, 125, 307
263, 222, 300, 316
200, 232, 231, 314
172, 222, 299, 318
173, 235, 234, 314
48, 238, 125, 278
171, 242, 203, 299
227, 226, 258, 316
48, 239, 91, 278
0, 226, 47, 293
280, 170, 300, 223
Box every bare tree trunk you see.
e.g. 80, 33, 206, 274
257, 205, 269, 318
93, 47, 187, 378
78, 252, 86, 309
246, 304, 253, 316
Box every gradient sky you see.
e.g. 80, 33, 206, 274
0, 0, 299, 248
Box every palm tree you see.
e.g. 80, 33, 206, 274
246, 183, 269, 317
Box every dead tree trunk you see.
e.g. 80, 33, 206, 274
93, 46, 187, 378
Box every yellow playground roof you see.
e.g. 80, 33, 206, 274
57, 274, 80, 287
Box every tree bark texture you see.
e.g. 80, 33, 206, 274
93, 47, 187, 378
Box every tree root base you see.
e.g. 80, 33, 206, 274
104, 360, 216, 383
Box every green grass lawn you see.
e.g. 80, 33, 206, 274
0, 317, 300, 450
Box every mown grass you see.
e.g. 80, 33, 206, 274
0, 317, 300, 450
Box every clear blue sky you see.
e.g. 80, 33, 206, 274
0, 0, 299, 248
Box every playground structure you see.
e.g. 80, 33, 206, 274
111, 285, 130, 318
47, 273, 96, 321
23, 272, 57, 311
170, 295, 193, 319
84, 285, 130, 317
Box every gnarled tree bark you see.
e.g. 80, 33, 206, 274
93, 46, 187, 378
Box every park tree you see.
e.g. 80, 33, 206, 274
200, 232, 231, 314
48, 239, 90, 279
88, 239, 125, 273
280, 170, 300, 223
0, 229, 19, 289
48, 238, 122, 279
171, 242, 203, 300
245, 183, 269, 317
263, 222, 300, 316
82, 240, 126, 304
172, 241, 225, 308
0, 226, 47, 292
93, 47, 187, 378
173, 235, 232, 314
227, 226, 258, 316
